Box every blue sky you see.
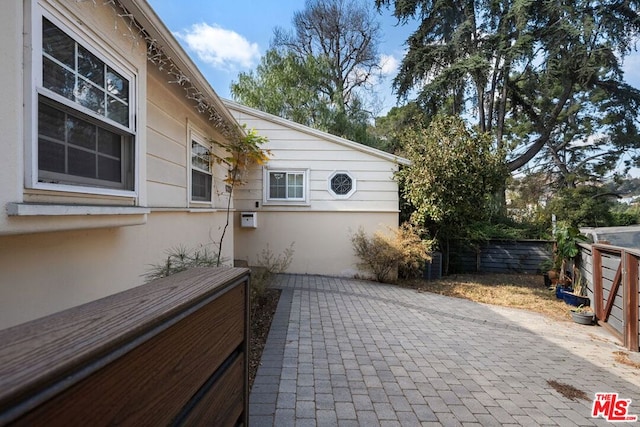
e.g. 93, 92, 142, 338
146, 0, 415, 115
147, 0, 640, 117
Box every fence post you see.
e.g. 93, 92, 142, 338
593, 247, 603, 320
624, 250, 639, 352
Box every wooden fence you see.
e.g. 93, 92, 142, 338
448, 240, 553, 274
0, 267, 251, 426
577, 243, 640, 352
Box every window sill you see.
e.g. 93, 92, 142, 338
2, 203, 149, 236
6, 203, 150, 216
263, 201, 311, 207
149, 208, 221, 213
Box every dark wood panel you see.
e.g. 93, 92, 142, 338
14, 285, 245, 426
450, 240, 553, 274
178, 355, 245, 426
0, 267, 250, 426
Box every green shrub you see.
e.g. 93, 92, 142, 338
351, 223, 433, 283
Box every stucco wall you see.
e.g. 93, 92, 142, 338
0, 211, 232, 330
234, 210, 397, 277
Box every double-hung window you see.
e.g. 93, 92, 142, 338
191, 138, 213, 202
267, 170, 306, 201
35, 16, 135, 192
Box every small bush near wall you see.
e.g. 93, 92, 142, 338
251, 243, 295, 302
351, 224, 434, 283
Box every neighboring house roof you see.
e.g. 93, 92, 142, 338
580, 225, 640, 248
222, 99, 411, 166
119, 0, 240, 138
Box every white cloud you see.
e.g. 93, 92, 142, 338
176, 23, 260, 70
379, 53, 399, 76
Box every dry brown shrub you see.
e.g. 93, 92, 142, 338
352, 224, 433, 283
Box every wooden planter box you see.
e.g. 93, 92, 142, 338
0, 267, 250, 426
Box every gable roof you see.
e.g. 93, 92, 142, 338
119, 0, 241, 138
222, 99, 411, 166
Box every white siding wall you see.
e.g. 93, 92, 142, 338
228, 108, 401, 213
146, 66, 231, 209
226, 103, 402, 276
0, 1, 23, 233
234, 210, 398, 277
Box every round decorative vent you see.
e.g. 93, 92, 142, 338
330, 172, 354, 197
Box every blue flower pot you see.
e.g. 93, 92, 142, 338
555, 285, 573, 299
560, 290, 590, 307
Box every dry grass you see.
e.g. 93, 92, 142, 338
547, 380, 589, 401
613, 351, 640, 370
402, 273, 572, 321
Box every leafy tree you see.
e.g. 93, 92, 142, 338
231, 50, 334, 129
607, 176, 640, 196
508, 172, 551, 211
371, 102, 430, 154
547, 185, 618, 227
396, 115, 506, 271
274, 0, 382, 115
376, 0, 640, 182
610, 203, 640, 226
232, 0, 384, 144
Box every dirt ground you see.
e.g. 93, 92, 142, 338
249, 288, 280, 389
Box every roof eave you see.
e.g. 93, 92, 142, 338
118, 0, 242, 138
222, 99, 411, 166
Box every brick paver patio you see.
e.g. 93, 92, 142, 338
250, 275, 640, 426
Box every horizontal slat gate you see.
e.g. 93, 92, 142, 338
583, 244, 639, 352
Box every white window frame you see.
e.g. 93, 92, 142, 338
26, 7, 138, 198
328, 170, 356, 199
189, 129, 214, 204
263, 168, 310, 205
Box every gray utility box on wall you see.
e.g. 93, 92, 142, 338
240, 212, 257, 228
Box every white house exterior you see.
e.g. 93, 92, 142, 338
225, 100, 409, 277
0, 0, 239, 329
0, 0, 408, 331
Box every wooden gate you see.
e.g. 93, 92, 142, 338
587, 244, 640, 352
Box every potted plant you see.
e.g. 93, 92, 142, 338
570, 304, 595, 325
553, 221, 587, 298
560, 267, 590, 307
554, 221, 587, 280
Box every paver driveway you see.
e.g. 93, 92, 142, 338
250, 275, 640, 426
